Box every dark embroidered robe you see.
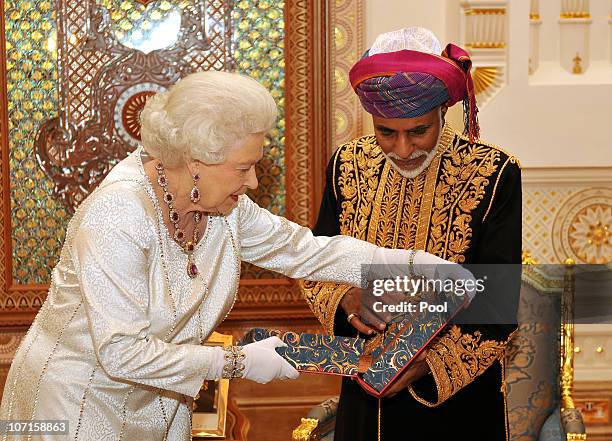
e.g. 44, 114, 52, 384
301, 124, 522, 440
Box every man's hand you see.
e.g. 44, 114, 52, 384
376, 350, 430, 398
340, 288, 386, 335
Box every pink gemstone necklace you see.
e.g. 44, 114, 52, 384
155, 161, 202, 278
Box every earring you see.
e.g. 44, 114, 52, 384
190, 166, 201, 204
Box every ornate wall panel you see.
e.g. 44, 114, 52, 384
522, 168, 612, 264
5, 0, 63, 285
0, 0, 332, 326
561, 0, 591, 19
5, 0, 288, 286
284, 0, 316, 227
39, 0, 230, 211
233, 0, 287, 217
329, 0, 364, 157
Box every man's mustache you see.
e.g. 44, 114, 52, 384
387, 150, 428, 161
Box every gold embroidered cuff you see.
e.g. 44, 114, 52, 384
222, 346, 246, 379
326, 285, 353, 335
300, 281, 353, 335
409, 326, 505, 407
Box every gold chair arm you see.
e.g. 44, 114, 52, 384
292, 418, 319, 441
560, 259, 576, 412
560, 260, 588, 440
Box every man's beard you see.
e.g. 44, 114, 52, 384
383, 121, 445, 179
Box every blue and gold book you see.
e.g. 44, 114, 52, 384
357, 290, 467, 396
240, 328, 365, 376
240, 290, 467, 396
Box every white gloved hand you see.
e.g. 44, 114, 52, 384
208, 337, 299, 383
241, 337, 300, 383
413, 250, 477, 302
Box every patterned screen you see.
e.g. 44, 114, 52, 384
5, 0, 286, 284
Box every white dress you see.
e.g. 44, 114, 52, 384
0, 148, 377, 440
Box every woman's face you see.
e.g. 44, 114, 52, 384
196, 133, 264, 215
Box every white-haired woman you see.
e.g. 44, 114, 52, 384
0, 71, 469, 440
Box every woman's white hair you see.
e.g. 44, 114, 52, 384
140, 70, 277, 166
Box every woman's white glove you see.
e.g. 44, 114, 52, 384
241, 337, 299, 383
208, 337, 299, 383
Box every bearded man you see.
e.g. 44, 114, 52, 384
301, 27, 522, 440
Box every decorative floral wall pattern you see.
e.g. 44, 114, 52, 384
5, 0, 286, 284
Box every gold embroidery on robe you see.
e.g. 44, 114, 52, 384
301, 279, 352, 335
339, 136, 385, 240
301, 124, 515, 346
409, 325, 507, 407
483, 155, 520, 222
426, 140, 501, 263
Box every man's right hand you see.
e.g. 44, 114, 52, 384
340, 288, 386, 335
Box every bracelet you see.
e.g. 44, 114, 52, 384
221, 346, 246, 379
407, 250, 418, 279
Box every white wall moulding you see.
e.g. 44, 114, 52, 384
472, 66, 505, 103
529, 18, 542, 75
522, 167, 612, 185
528, 0, 612, 85
476, 0, 612, 167
559, 0, 592, 74
561, 0, 591, 19
529, 0, 541, 74
559, 17, 592, 74
463, 7, 507, 49
460, 1, 508, 107
574, 325, 612, 382
530, 0, 540, 20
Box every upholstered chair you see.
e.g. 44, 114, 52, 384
505, 261, 587, 441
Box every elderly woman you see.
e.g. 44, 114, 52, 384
0, 71, 466, 440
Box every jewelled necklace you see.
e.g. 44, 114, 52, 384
155, 161, 202, 278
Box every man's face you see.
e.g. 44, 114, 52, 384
373, 106, 446, 178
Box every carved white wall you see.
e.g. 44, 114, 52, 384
574, 324, 612, 382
